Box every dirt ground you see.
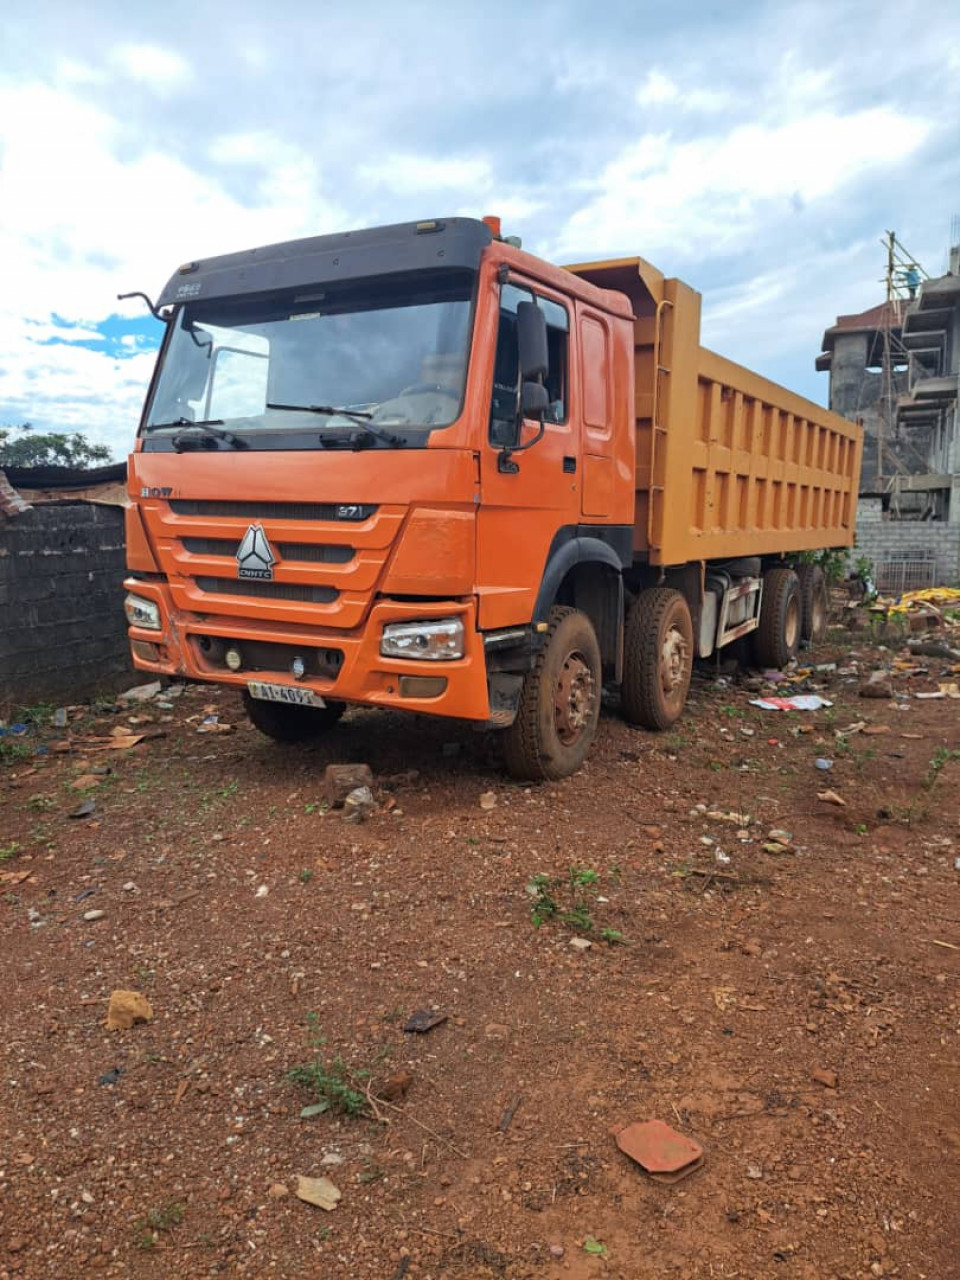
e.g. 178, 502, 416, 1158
1, 619, 958, 1280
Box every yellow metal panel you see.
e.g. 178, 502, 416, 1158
564, 257, 665, 311
641, 297, 863, 565
566, 257, 864, 567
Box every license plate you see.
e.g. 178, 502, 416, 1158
247, 680, 326, 708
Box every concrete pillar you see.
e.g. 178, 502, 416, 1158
829, 333, 870, 417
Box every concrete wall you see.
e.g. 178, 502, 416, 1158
0, 503, 132, 709
853, 497, 960, 588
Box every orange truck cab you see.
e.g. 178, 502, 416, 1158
124, 216, 862, 779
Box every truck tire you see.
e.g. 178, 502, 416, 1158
621, 587, 694, 730
501, 607, 601, 781
795, 563, 828, 645
242, 691, 345, 743
754, 567, 801, 668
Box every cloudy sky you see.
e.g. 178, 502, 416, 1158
1, 0, 958, 460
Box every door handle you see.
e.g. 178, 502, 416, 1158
563, 456, 577, 474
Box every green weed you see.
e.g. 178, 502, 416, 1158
527, 865, 624, 940
200, 778, 240, 809
18, 702, 56, 725
287, 1016, 370, 1119
924, 748, 960, 791
134, 1200, 185, 1249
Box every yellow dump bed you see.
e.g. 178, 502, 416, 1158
566, 257, 863, 567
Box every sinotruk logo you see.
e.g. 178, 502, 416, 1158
236, 524, 276, 580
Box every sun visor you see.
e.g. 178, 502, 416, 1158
157, 218, 493, 309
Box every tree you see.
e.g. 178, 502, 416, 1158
0, 423, 112, 469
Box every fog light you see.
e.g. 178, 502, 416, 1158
398, 675, 448, 698
225, 647, 243, 671
291, 655, 306, 679
131, 640, 160, 663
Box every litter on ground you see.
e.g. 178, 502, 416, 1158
749, 695, 833, 711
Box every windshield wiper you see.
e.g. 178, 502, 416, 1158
266, 402, 406, 448
145, 418, 248, 450
268, 402, 373, 422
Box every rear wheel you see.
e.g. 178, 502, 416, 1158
501, 606, 601, 781
753, 567, 801, 668
796, 563, 828, 645
621, 587, 694, 730
242, 692, 345, 743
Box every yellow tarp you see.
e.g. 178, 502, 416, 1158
886, 587, 960, 614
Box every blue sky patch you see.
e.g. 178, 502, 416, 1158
30, 313, 163, 358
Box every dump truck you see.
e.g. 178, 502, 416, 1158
123, 216, 863, 779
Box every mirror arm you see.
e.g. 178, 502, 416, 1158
497, 416, 546, 475
117, 291, 170, 324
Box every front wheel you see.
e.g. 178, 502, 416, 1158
242, 692, 345, 743
620, 587, 694, 730
501, 607, 601, 781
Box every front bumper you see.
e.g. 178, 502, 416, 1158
123, 578, 491, 721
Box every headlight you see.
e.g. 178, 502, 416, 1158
380, 618, 464, 661
124, 593, 161, 631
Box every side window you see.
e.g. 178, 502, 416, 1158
488, 285, 570, 445
539, 296, 569, 421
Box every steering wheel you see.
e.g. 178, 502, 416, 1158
397, 383, 460, 399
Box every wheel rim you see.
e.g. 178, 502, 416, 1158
660, 622, 689, 709
785, 596, 800, 650
554, 650, 595, 746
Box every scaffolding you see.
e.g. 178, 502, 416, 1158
875, 230, 927, 491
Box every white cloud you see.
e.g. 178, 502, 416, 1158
0, 339, 158, 457
357, 153, 494, 194
54, 57, 105, 87
210, 130, 282, 165
1, 0, 959, 453
635, 69, 733, 113
108, 43, 191, 92
22, 318, 103, 345
554, 107, 932, 262
636, 69, 679, 106
0, 80, 346, 455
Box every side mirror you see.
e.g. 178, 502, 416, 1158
516, 301, 548, 381
520, 380, 549, 418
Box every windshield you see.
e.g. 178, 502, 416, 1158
143, 270, 475, 446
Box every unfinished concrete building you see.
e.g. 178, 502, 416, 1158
817, 241, 960, 591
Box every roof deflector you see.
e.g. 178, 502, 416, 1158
563, 256, 665, 318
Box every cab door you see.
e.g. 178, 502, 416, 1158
476, 277, 581, 631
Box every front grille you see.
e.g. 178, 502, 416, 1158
182, 537, 354, 564
170, 500, 376, 521
194, 577, 339, 604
